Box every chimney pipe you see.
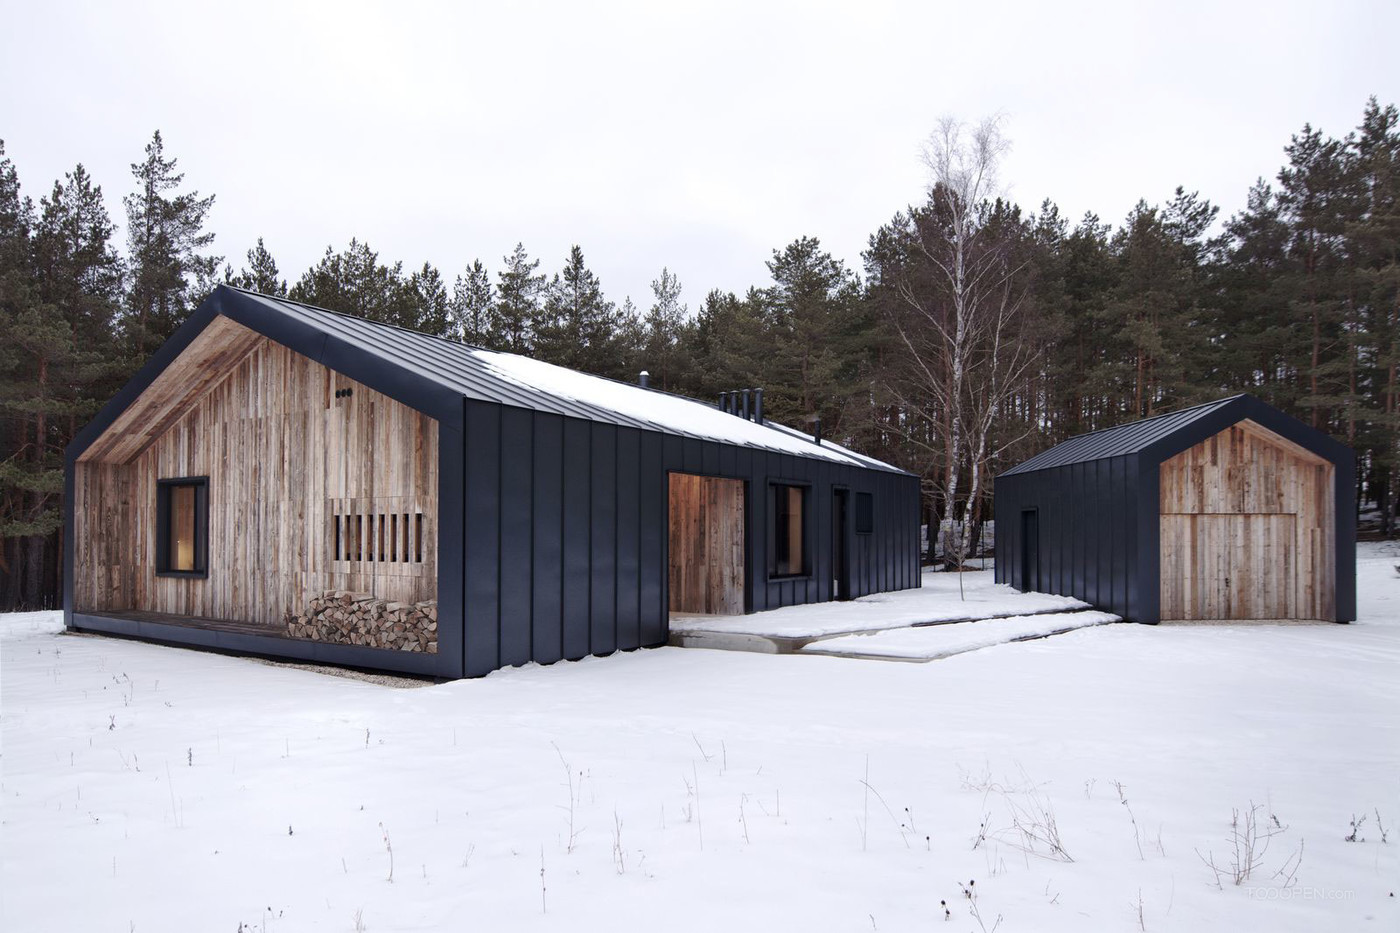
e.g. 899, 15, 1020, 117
741, 389, 752, 420
814, 417, 822, 445
754, 388, 764, 424
719, 391, 729, 413
639, 370, 650, 389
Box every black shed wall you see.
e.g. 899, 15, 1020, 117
994, 454, 1144, 622
996, 396, 1357, 624
460, 398, 922, 677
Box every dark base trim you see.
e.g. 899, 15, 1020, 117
69, 612, 459, 678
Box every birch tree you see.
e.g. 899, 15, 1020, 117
873, 116, 1040, 574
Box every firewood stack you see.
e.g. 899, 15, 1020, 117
284, 591, 438, 653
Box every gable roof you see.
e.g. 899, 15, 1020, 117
1000, 393, 1351, 476
70, 285, 907, 473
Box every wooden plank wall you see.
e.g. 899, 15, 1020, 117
668, 472, 745, 615
1159, 420, 1333, 620
73, 323, 438, 627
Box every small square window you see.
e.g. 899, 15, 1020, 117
770, 483, 809, 578
156, 477, 208, 577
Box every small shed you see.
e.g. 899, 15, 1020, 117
994, 395, 1355, 623
65, 286, 921, 678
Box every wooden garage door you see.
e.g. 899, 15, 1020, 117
668, 473, 746, 615
1160, 514, 1297, 620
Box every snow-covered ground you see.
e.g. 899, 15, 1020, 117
670, 569, 1091, 638
3, 545, 1398, 932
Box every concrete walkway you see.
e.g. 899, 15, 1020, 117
668, 569, 1120, 662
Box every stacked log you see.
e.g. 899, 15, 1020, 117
285, 591, 437, 653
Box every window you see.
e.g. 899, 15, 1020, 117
855, 492, 874, 535
156, 477, 208, 577
770, 483, 808, 577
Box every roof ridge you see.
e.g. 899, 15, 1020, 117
219, 285, 904, 471
1056, 394, 1247, 441
225, 281, 744, 411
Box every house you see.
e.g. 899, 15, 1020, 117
994, 394, 1355, 623
65, 285, 921, 678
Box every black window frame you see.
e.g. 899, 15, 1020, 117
155, 476, 209, 578
767, 480, 811, 580
855, 491, 874, 535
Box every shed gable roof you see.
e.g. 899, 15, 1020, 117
1000, 394, 1350, 476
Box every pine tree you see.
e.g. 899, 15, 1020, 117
640, 267, 690, 391
762, 236, 864, 429
536, 245, 623, 376
1277, 124, 1360, 430
0, 140, 37, 607
492, 243, 544, 353
1100, 190, 1218, 418
0, 153, 121, 608
227, 237, 286, 296
449, 259, 493, 345
122, 130, 220, 357
1214, 180, 1294, 405
290, 239, 416, 326
1349, 98, 1400, 531
406, 262, 451, 336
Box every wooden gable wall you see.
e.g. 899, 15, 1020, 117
1159, 419, 1335, 620
73, 316, 439, 627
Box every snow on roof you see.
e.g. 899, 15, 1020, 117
219, 287, 905, 472
471, 348, 889, 468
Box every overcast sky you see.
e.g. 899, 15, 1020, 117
3, 0, 1396, 313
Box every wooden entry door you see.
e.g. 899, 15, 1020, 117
668, 474, 746, 615
1160, 514, 1297, 620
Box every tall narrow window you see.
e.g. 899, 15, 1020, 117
156, 477, 209, 577
770, 483, 808, 577
855, 492, 875, 535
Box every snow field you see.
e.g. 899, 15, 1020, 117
2, 546, 1397, 931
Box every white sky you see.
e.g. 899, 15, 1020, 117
2, 0, 1396, 314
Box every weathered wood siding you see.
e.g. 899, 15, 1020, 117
1159, 419, 1333, 620
667, 472, 745, 615
74, 322, 438, 627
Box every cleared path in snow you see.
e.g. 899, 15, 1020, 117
799, 610, 1120, 661
669, 569, 1117, 660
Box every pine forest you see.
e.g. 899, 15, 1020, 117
2, 99, 1397, 610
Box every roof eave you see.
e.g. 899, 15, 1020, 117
65, 286, 466, 465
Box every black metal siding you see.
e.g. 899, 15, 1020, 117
458, 399, 922, 673
463, 400, 500, 676
588, 422, 618, 654
995, 455, 1140, 621
498, 406, 533, 666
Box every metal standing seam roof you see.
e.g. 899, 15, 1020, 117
999, 395, 1247, 476
225, 287, 909, 473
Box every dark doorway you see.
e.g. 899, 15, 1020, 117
1020, 509, 1040, 592
833, 488, 851, 600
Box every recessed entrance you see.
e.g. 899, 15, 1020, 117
668, 473, 746, 615
832, 488, 851, 600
